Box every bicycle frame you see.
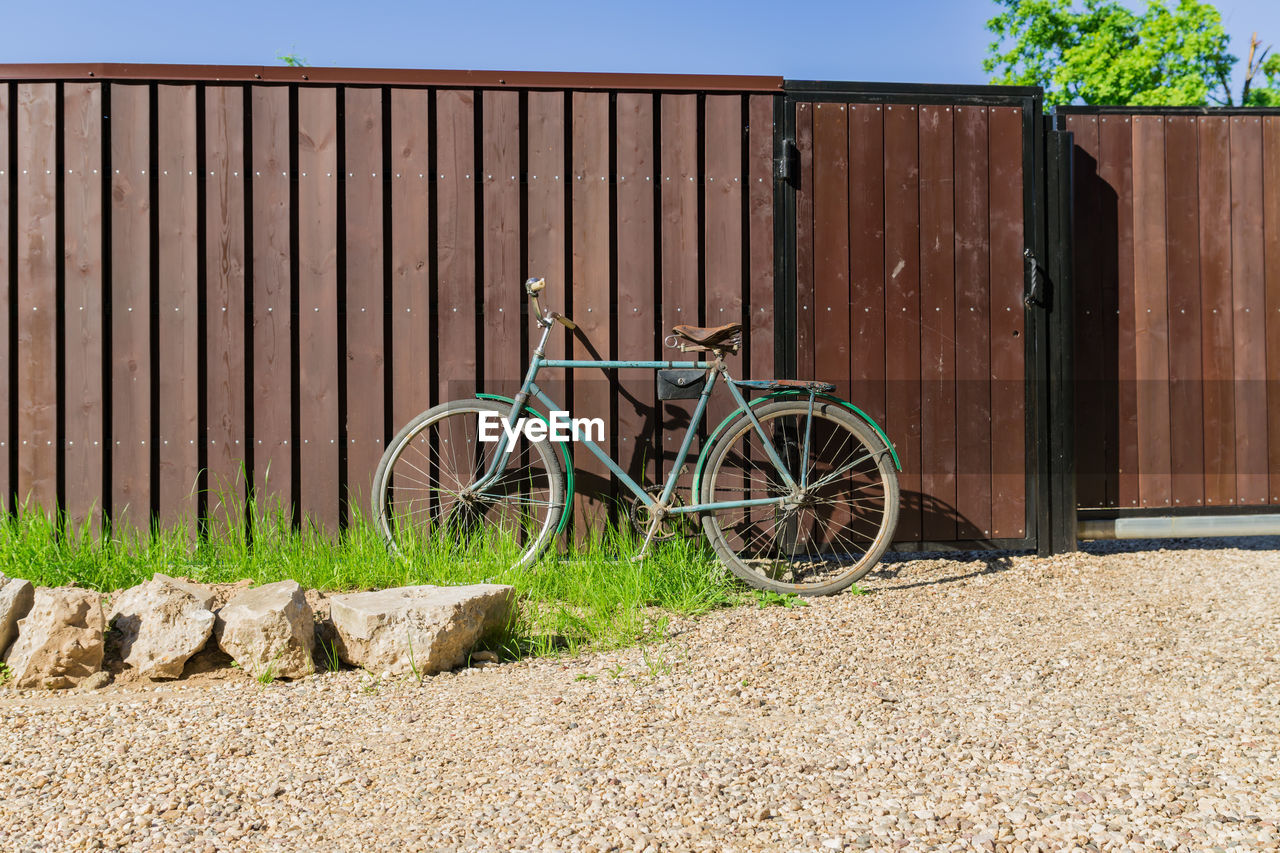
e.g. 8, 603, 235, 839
470, 313, 804, 516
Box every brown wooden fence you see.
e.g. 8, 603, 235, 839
789, 86, 1039, 549
1063, 108, 1280, 512
0, 66, 780, 532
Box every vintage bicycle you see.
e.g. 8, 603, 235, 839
371, 277, 900, 596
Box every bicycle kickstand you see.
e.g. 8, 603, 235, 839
630, 513, 667, 563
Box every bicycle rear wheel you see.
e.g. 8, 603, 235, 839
699, 399, 898, 595
372, 398, 566, 569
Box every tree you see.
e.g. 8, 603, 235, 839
984, 0, 1280, 106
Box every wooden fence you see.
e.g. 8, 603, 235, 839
1063, 108, 1280, 512
0, 67, 779, 531
790, 89, 1036, 548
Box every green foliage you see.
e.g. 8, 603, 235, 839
984, 0, 1280, 105
277, 49, 308, 68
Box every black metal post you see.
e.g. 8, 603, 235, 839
1045, 120, 1077, 553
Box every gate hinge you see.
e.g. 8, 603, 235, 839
1023, 248, 1046, 308
775, 138, 797, 182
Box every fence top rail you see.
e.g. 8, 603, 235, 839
0, 62, 783, 93
1055, 104, 1280, 116
785, 79, 1042, 101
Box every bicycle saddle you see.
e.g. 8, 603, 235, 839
671, 322, 742, 351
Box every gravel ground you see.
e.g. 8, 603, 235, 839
2, 542, 1278, 852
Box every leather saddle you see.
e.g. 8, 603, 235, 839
671, 322, 742, 353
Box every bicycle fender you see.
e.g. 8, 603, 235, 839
475, 392, 574, 535
691, 391, 902, 500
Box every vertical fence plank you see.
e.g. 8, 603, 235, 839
848, 104, 886, 430
1230, 115, 1268, 505
660, 94, 700, 490
526, 91, 566, 368
156, 85, 200, 534
63, 83, 103, 528
795, 101, 815, 382
953, 105, 991, 539
570, 91, 612, 527
1065, 114, 1108, 508
16, 84, 58, 516
809, 101, 851, 533
343, 87, 385, 520
0, 86, 9, 512
1266, 116, 1280, 505
297, 87, 339, 530
1131, 115, 1172, 508
616, 92, 658, 488
988, 106, 1025, 540
883, 103, 922, 544
481, 90, 522, 400
747, 95, 774, 382
251, 86, 292, 512
1198, 116, 1236, 508
811, 102, 850, 397
435, 90, 476, 403
389, 89, 431, 431
918, 104, 957, 541
704, 95, 744, 438
1163, 115, 1204, 509
1098, 114, 1139, 509
110, 84, 151, 530
204, 86, 246, 522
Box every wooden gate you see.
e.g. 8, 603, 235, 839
1062, 107, 1280, 518
782, 83, 1048, 550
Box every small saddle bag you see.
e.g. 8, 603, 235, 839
657, 369, 707, 401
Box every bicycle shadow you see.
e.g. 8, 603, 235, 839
867, 490, 1021, 591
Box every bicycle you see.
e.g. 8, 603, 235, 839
371, 277, 901, 596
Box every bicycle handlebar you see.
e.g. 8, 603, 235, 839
524, 277, 576, 329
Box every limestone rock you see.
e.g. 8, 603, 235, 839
0, 573, 36, 658
214, 580, 314, 679
3, 587, 105, 689
329, 584, 514, 677
109, 574, 217, 679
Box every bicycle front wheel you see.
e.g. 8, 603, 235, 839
372, 398, 566, 569
699, 399, 899, 596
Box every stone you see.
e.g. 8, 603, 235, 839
214, 580, 314, 679
109, 574, 217, 678
3, 587, 105, 689
0, 573, 36, 657
329, 584, 514, 676
79, 670, 112, 691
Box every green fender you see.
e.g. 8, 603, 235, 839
476, 393, 574, 534
691, 390, 902, 500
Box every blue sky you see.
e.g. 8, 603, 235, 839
3, 0, 1279, 93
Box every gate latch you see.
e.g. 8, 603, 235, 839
1023, 248, 1045, 308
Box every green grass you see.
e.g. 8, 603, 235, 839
0, 495, 741, 658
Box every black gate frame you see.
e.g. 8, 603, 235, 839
772, 81, 1078, 556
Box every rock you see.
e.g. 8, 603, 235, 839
79, 670, 112, 691
109, 574, 217, 679
3, 587, 105, 689
0, 573, 36, 657
214, 580, 314, 679
329, 584, 514, 677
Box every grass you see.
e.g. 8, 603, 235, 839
0, 494, 741, 659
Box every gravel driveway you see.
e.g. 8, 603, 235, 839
2, 543, 1278, 852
